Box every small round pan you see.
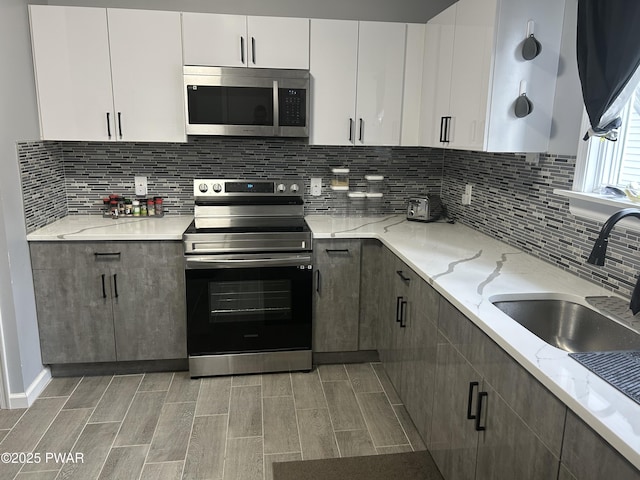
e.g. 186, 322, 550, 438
514, 93, 533, 118
522, 34, 542, 60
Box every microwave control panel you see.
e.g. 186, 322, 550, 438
279, 89, 306, 127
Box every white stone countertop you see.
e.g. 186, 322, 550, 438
305, 214, 640, 470
26, 215, 193, 241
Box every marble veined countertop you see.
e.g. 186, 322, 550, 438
305, 214, 640, 469
26, 215, 194, 241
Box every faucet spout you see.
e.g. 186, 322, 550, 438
587, 208, 640, 265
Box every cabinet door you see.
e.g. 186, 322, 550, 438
107, 9, 186, 142
30, 243, 117, 364
28, 5, 115, 141
386, 259, 412, 398
475, 382, 559, 480
247, 16, 309, 69
109, 242, 186, 361
429, 337, 481, 480
401, 276, 439, 445
401, 23, 426, 146
358, 240, 384, 350
420, 5, 456, 147
560, 411, 640, 480
447, 0, 496, 150
309, 19, 358, 146
378, 247, 400, 372
355, 21, 406, 146
313, 240, 361, 352
182, 13, 248, 67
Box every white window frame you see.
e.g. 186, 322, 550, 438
555, 107, 640, 231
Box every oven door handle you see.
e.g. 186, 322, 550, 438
185, 254, 312, 269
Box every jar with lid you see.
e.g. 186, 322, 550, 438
140, 200, 148, 216
154, 197, 164, 217
102, 198, 111, 217
147, 198, 155, 216
331, 168, 349, 191
124, 198, 132, 216
132, 200, 140, 216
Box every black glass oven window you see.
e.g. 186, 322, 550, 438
278, 88, 306, 126
208, 279, 291, 323
187, 85, 274, 126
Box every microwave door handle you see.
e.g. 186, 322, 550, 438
273, 80, 279, 134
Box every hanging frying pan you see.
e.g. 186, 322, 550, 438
522, 20, 542, 60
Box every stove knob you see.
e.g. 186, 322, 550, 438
290, 183, 299, 193
277, 183, 286, 193
198, 183, 208, 193
212, 183, 222, 193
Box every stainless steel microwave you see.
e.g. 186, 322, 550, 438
184, 66, 310, 137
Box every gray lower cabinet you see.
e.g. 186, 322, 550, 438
377, 250, 439, 445
560, 410, 640, 480
430, 299, 565, 480
30, 241, 187, 364
359, 240, 385, 350
313, 239, 361, 352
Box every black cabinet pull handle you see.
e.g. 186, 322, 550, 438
439, 116, 446, 143
101, 274, 107, 299
240, 37, 245, 64
349, 118, 353, 142
315, 269, 321, 294
444, 116, 451, 143
117, 112, 123, 138
475, 391, 488, 431
400, 300, 407, 327
467, 381, 479, 419
325, 249, 349, 254
358, 118, 363, 142
396, 270, 411, 283
106, 112, 111, 138
94, 252, 121, 258
251, 37, 256, 64
113, 274, 118, 298
396, 296, 403, 322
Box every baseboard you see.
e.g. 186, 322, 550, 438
313, 350, 380, 365
49, 358, 188, 377
8, 366, 51, 409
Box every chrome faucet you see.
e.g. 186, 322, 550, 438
587, 208, 640, 313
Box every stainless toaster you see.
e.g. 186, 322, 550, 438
407, 195, 444, 222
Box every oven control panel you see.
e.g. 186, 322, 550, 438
194, 179, 303, 197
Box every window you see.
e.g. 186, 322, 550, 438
578, 84, 640, 194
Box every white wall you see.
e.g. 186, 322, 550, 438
0, 0, 47, 407
46, 0, 454, 23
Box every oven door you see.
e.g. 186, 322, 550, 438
185, 253, 312, 356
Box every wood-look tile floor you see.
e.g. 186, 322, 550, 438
0, 363, 425, 480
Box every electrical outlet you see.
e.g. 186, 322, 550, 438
462, 184, 473, 205
135, 176, 147, 196
310, 177, 322, 196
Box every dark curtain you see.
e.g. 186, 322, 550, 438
577, 0, 640, 140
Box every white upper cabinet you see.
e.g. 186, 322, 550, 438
309, 19, 359, 146
182, 13, 309, 69
356, 22, 406, 146
182, 13, 247, 67
310, 20, 406, 146
107, 9, 185, 142
29, 5, 114, 141
420, 0, 565, 152
29, 5, 185, 142
401, 24, 427, 146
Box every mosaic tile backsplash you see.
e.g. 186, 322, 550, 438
17, 137, 640, 300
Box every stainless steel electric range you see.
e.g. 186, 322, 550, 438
183, 178, 312, 377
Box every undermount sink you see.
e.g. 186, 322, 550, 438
492, 298, 640, 353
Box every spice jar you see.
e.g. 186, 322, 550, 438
154, 197, 163, 217
102, 198, 110, 217
124, 198, 132, 216
109, 199, 119, 219
140, 200, 148, 216
147, 198, 155, 216
132, 200, 140, 216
